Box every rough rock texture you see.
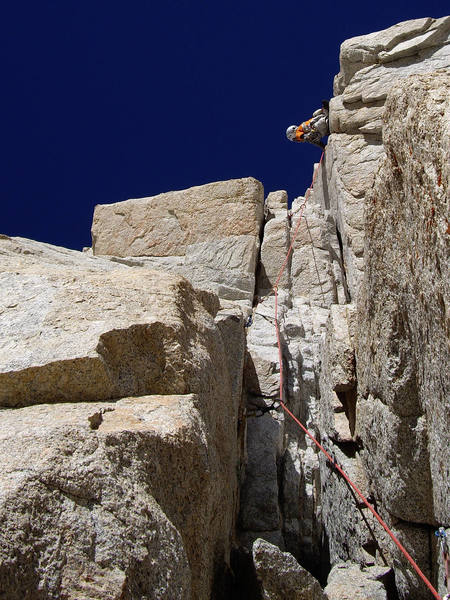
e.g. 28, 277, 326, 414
354, 73, 449, 597
332, 17, 450, 131
0, 398, 197, 600
0, 237, 228, 408
0, 236, 246, 600
252, 539, 327, 600
290, 186, 346, 307
239, 413, 284, 534
324, 563, 392, 600
357, 71, 449, 524
239, 187, 333, 570
1, 17, 449, 600
292, 17, 450, 598
327, 16, 450, 300
317, 134, 384, 297
91, 178, 264, 308
317, 305, 379, 568
220, 17, 449, 600
256, 191, 290, 295
238, 194, 290, 552
310, 22, 450, 600
319, 304, 357, 443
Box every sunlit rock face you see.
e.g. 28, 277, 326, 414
332, 17, 450, 133
313, 21, 449, 600
0, 16, 449, 600
240, 17, 449, 600
328, 16, 450, 300
358, 72, 449, 524
0, 237, 228, 407
91, 177, 264, 310
0, 236, 246, 600
354, 72, 449, 598
324, 562, 393, 600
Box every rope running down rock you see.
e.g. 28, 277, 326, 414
270, 151, 443, 600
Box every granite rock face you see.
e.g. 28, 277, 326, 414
256, 191, 290, 295
0, 396, 243, 600
252, 539, 327, 600
91, 178, 264, 308
324, 563, 392, 600
0, 236, 245, 600
332, 17, 450, 132
0, 237, 227, 408
239, 17, 450, 600
314, 28, 450, 600
357, 73, 449, 522
290, 190, 343, 307
327, 15, 450, 300
318, 134, 384, 298
238, 186, 333, 570
319, 304, 357, 444
1, 16, 449, 600
335, 71, 450, 595
239, 413, 284, 534
0, 398, 195, 600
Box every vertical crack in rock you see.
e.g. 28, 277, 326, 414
0, 18, 449, 600
240, 19, 449, 600
335, 225, 352, 303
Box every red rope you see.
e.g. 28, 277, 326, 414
270, 154, 442, 600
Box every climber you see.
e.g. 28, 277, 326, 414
286, 100, 329, 149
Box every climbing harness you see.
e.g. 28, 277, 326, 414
266, 150, 443, 600
436, 528, 449, 594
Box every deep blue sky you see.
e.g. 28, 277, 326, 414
2, 1, 447, 250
